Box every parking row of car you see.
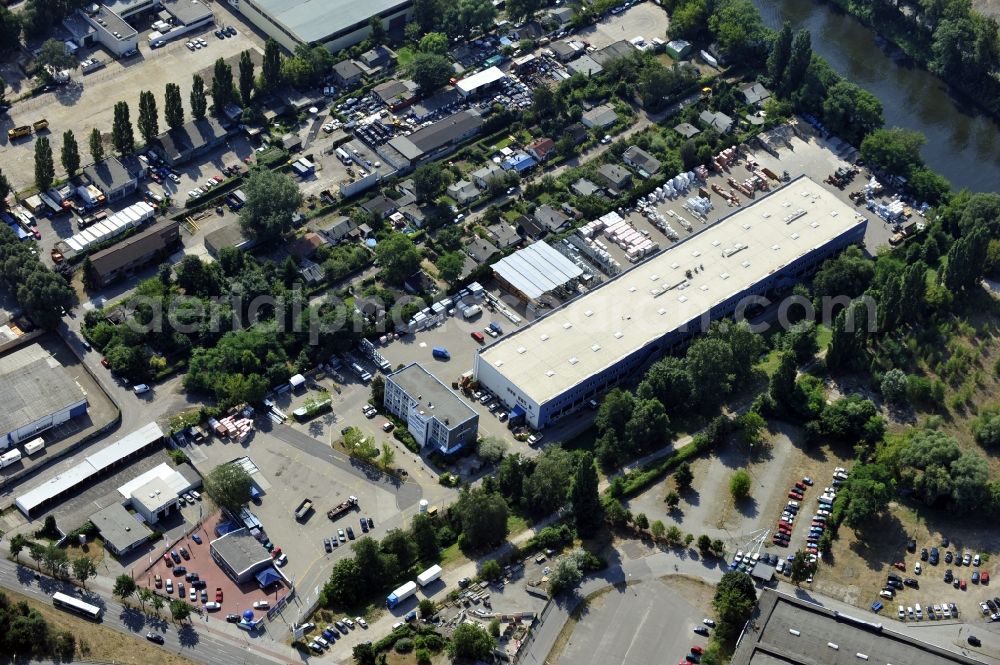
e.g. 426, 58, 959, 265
895, 601, 959, 621
323, 517, 374, 551
187, 174, 227, 199
980, 596, 1000, 621
305, 616, 368, 653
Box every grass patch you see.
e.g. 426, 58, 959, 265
507, 512, 529, 535
756, 348, 783, 377
1, 587, 199, 665
396, 46, 416, 67
439, 541, 463, 567
815, 323, 833, 350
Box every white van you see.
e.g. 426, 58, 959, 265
915, 603, 923, 619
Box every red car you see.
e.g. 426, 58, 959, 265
101, 357, 110, 368
960, 579, 967, 590
270, 547, 282, 559
794, 481, 806, 491
788, 491, 803, 500
471, 331, 485, 343
982, 571, 990, 584
893, 562, 906, 571
215, 587, 223, 602
163, 553, 172, 566
691, 646, 704, 655
31, 228, 41, 239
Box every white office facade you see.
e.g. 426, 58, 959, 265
384, 364, 478, 454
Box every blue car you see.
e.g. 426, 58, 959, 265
322, 629, 336, 640
192, 534, 202, 544
870, 601, 883, 612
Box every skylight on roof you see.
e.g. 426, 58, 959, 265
712, 240, 721, 247
584, 310, 593, 317
692, 250, 701, 257
517, 346, 527, 354
720, 272, 730, 279
741, 260, 751, 268
494, 360, 504, 367
791, 233, 800, 240
658, 308, 666, 315
629, 286, 637, 292
700, 284, 709, 291
614, 331, 623, 339
650, 274, 659, 281
540, 334, 549, 341
678, 295, 688, 303
771, 244, 780, 250
811, 222, 820, 228
563, 322, 572, 329
545, 370, 555, 377
591, 344, 601, 352
569, 357, 579, 365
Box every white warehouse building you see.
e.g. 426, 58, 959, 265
474, 176, 868, 429
0, 344, 88, 450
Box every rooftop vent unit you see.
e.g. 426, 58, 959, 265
722, 242, 748, 258
783, 209, 807, 224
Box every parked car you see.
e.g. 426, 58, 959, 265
226, 613, 240, 623
146, 632, 165, 644
253, 600, 270, 610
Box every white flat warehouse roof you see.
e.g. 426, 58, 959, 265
477, 176, 865, 406
456, 66, 506, 94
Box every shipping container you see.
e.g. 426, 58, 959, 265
417, 565, 442, 587
24, 438, 45, 455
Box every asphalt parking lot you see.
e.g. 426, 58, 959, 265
554, 577, 707, 665
0, 26, 263, 190
577, 2, 671, 50
183, 420, 451, 603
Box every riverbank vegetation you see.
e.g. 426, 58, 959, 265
824, 0, 1000, 123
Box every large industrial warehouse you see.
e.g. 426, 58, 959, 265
474, 176, 867, 429
234, 0, 412, 52
0, 344, 89, 449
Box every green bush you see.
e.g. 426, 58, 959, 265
415, 647, 432, 664
394, 637, 414, 653
393, 426, 421, 453
168, 449, 190, 465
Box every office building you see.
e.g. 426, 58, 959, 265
383, 363, 478, 454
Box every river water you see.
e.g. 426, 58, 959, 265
753, 0, 1000, 193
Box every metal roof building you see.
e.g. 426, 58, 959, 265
15, 423, 164, 518
0, 344, 88, 449
235, 0, 413, 52
491, 242, 584, 302
474, 177, 867, 429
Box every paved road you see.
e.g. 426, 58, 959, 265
0, 558, 299, 665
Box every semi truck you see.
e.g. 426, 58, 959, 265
24, 438, 45, 455
327, 495, 359, 521
294, 499, 314, 521
416, 565, 442, 587
386, 580, 417, 608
